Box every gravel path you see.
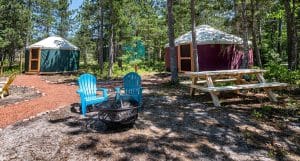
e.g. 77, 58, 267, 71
0, 74, 79, 128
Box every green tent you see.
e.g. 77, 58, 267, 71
123, 40, 145, 61
25, 36, 80, 74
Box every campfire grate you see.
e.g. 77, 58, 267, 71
98, 97, 138, 125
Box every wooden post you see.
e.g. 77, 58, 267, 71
235, 74, 242, 94
19, 50, 23, 73
29, 49, 31, 72
190, 76, 198, 96
134, 64, 138, 72
256, 73, 277, 102
206, 75, 221, 106
177, 45, 181, 72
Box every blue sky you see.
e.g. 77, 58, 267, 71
70, 0, 83, 10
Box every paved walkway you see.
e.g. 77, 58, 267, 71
0, 75, 79, 128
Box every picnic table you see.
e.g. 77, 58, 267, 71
185, 69, 288, 106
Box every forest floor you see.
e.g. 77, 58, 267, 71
0, 73, 299, 161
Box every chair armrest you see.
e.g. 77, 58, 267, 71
76, 89, 82, 94
97, 88, 108, 98
76, 89, 85, 98
114, 86, 122, 92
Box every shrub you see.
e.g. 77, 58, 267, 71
265, 62, 300, 86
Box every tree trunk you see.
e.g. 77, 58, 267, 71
284, 0, 298, 70
20, 49, 23, 73
158, 47, 162, 61
240, 0, 250, 69
277, 18, 282, 56
26, 0, 32, 47
258, 15, 262, 57
117, 44, 122, 69
270, 18, 276, 49
296, 7, 300, 69
0, 52, 6, 75
233, 0, 239, 32
250, 0, 262, 68
83, 47, 87, 65
108, 1, 114, 77
98, 0, 104, 74
108, 28, 114, 77
191, 0, 199, 72
167, 0, 178, 83
9, 42, 16, 68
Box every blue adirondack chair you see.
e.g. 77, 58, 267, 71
115, 72, 143, 109
77, 73, 109, 116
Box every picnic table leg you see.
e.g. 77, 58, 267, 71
256, 73, 278, 102
206, 76, 221, 106
234, 74, 243, 95
209, 92, 221, 106
190, 76, 198, 96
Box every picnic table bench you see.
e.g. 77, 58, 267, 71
185, 69, 288, 106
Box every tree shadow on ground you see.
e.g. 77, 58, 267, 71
45, 76, 299, 160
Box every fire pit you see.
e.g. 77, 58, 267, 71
98, 96, 138, 126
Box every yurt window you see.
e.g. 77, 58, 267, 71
181, 59, 191, 71
180, 44, 191, 57
31, 49, 39, 59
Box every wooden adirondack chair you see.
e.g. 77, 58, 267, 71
115, 72, 143, 109
77, 73, 109, 116
0, 73, 17, 98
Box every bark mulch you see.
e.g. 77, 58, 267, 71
0, 74, 79, 128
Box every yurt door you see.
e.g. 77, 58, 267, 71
29, 48, 40, 72
177, 44, 194, 72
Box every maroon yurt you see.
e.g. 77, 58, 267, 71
165, 25, 253, 72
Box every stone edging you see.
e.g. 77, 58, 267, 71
0, 105, 67, 131
0, 85, 46, 109
40, 76, 77, 86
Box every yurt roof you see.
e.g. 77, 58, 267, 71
166, 25, 248, 47
28, 36, 79, 50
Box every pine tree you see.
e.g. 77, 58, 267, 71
0, 0, 30, 73
191, 0, 199, 72
32, 0, 55, 39
167, 0, 178, 83
55, 0, 72, 38
283, 0, 298, 70
240, 0, 250, 69
108, 0, 115, 77
74, 0, 96, 66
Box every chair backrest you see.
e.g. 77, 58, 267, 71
123, 72, 141, 95
78, 73, 97, 97
2, 73, 17, 91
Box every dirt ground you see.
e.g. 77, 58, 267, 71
0, 86, 41, 107
0, 73, 299, 161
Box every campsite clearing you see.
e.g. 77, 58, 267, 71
0, 73, 299, 161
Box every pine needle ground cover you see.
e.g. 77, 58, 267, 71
0, 73, 299, 161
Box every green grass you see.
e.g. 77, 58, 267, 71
79, 61, 165, 79
1, 60, 165, 79
1, 65, 20, 76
